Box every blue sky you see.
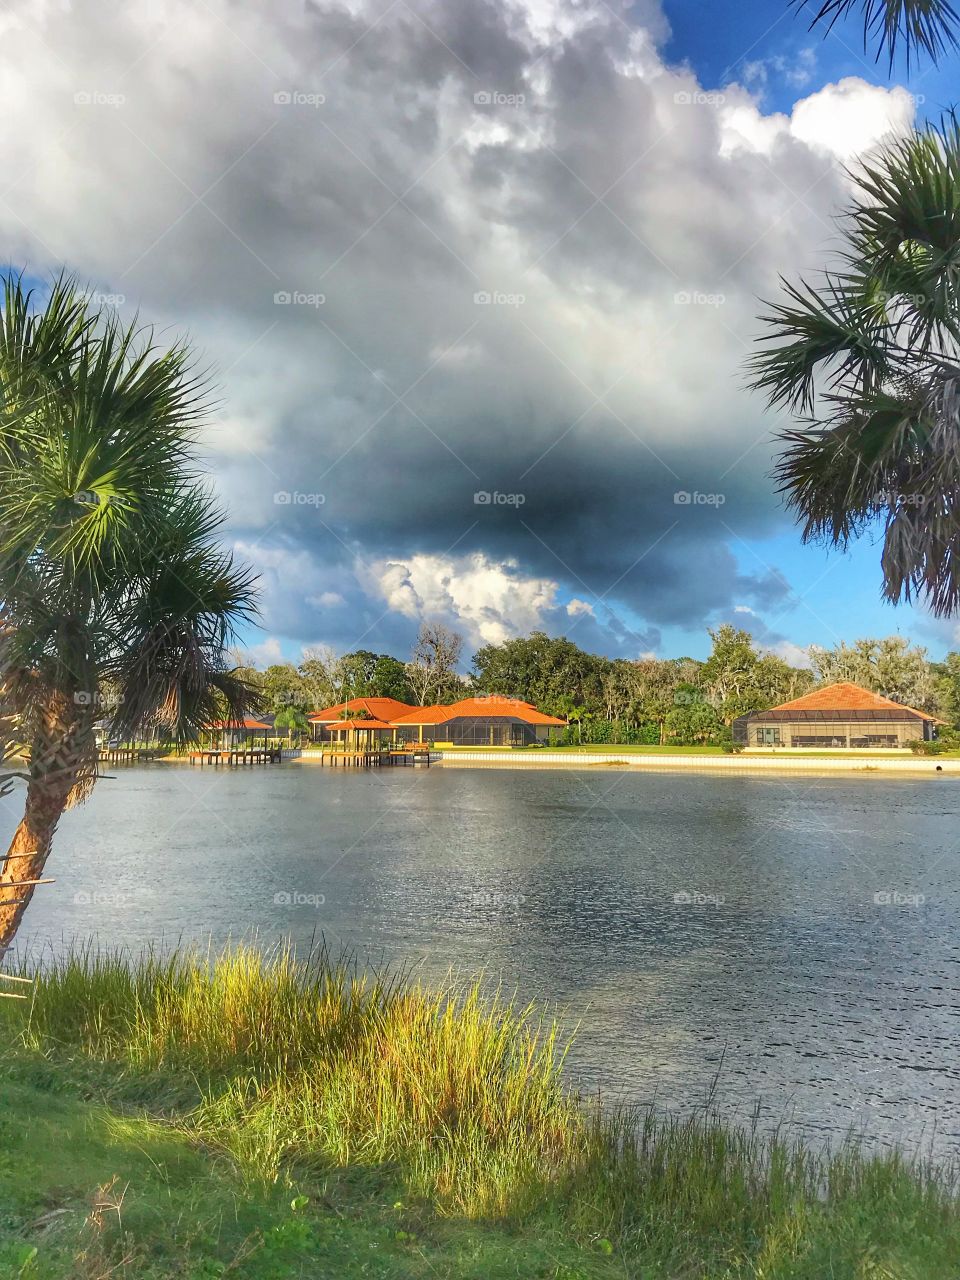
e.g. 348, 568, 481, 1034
663, 0, 960, 119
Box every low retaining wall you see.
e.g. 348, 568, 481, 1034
436, 750, 960, 775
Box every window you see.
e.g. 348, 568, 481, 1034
754, 727, 782, 746
849, 735, 900, 748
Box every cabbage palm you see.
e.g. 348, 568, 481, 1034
795, 0, 959, 66
0, 275, 260, 952
749, 116, 960, 616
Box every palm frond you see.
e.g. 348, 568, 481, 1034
748, 275, 891, 412
794, 0, 960, 68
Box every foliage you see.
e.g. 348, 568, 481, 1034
472, 632, 607, 714
794, 0, 960, 68
1, 944, 959, 1278
0, 274, 259, 949
699, 625, 812, 724
665, 699, 725, 744
749, 116, 960, 615
272, 705, 309, 735
809, 636, 937, 707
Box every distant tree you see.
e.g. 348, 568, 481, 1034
809, 637, 937, 708
754, 653, 815, 705
630, 658, 685, 744
261, 663, 309, 711
408, 623, 464, 705
699, 626, 810, 723
298, 646, 339, 709
273, 705, 310, 741
369, 654, 414, 702
325, 649, 414, 702
931, 650, 960, 724
471, 632, 608, 714
665, 700, 725, 745
700, 626, 764, 723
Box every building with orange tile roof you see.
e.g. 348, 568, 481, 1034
391, 695, 566, 746
733, 682, 943, 749
307, 693, 567, 747
308, 697, 418, 743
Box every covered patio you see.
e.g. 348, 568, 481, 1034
323, 717, 396, 754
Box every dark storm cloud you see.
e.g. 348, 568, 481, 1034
0, 0, 916, 652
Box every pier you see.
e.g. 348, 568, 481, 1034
189, 746, 284, 767
319, 746, 434, 768
99, 745, 168, 765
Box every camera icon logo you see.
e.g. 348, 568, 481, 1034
474, 491, 492, 504
673, 491, 692, 505
273, 91, 292, 105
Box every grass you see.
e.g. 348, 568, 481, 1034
0, 943, 958, 1278
438, 743, 727, 753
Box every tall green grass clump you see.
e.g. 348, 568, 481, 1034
9, 943, 578, 1215
3, 942, 960, 1275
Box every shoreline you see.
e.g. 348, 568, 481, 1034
145, 748, 960, 777
428, 749, 960, 775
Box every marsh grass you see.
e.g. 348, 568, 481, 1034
3, 942, 959, 1276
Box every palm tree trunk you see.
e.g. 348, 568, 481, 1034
0, 779, 70, 954
0, 694, 93, 956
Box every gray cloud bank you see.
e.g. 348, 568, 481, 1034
0, 0, 918, 656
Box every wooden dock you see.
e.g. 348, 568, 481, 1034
99, 745, 167, 765
189, 747, 284, 767
320, 747, 434, 768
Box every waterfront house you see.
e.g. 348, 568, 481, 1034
733, 682, 942, 749
209, 716, 274, 748
308, 697, 417, 743
390, 696, 566, 746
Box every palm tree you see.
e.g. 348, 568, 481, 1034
748, 115, 960, 616
0, 275, 260, 952
794, 0, 959, 67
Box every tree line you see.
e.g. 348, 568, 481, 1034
235, 624, 960, 746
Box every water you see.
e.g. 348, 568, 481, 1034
4, 761, 960, 1158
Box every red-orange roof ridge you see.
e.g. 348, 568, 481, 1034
770, 681, 937, 720
309, 696, 417, 722
391, 696, 566, 727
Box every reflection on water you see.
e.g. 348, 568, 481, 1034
4, 762, 960, 1157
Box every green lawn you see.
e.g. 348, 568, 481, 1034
438, 743, 727, 753
1, 944, 958, 1279
0, 1073, 611, 1280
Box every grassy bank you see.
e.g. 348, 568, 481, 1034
1, 946, 958, 1278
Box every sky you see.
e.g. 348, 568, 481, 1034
1, 0, 957, 670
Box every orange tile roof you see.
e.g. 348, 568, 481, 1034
770, 682, 938, 720
391, 696, 566, 727
309, 697, 417, 723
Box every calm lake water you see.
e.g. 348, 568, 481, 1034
4, 761, 960, 1158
